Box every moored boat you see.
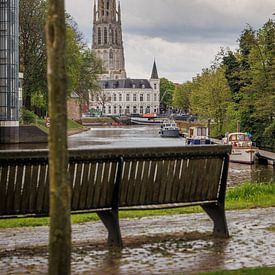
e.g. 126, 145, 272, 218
222, 132, 258, 164
130, 116, 164, 125
159, 120, 180, 137
186, 126, 212, 145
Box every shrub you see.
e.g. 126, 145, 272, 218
20, 108, 38, 125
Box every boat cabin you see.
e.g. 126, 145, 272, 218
223, 132, 252, 147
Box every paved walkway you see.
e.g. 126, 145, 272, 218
0, 207, 274, 274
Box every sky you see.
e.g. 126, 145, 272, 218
65, 0, 275, 83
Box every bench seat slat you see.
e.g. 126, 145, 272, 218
92, 162, 104, 208
0, 165, 8, 212
131, 161, 143, 205
72, 163, 83, 210
157, 160, 168, 204
79, 163, 91, 209
137, 160, 150, 205
171, 159, 182, 203
42, 165, 49, 212
99, 162, 110, 207
85, 162, 97, 209
29, 164, 39, 212
120, 161, 131, 206
164, 160, 175, 203
125, 161, 137, 205
6, 165, 16, 212
36, 164, 47, 212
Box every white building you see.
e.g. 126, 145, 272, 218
90, 61, 160, 116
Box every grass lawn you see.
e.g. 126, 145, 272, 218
198, 266, 275, 275
35, 118, 83, 133
0, 182, 274, 229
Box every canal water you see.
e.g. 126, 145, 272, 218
69, 126, 275, 185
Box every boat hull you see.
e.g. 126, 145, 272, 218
160, 129, 180, 138
131, 117, 163, 125
230, 147, 258, 164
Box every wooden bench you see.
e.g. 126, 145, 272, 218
0, 145, 231, 247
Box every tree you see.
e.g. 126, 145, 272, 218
172, 82, 191, 113
159, 77, 175, 113
19, 0, 48, 111
46, 0, 71, 273
190, 67, 232, 137
75, 48, 103, 104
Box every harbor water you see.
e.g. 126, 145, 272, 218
69, 125, 275, 185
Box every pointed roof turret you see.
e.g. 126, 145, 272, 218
150, 60, 159, 79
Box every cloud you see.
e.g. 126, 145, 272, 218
65, 0, 275, 82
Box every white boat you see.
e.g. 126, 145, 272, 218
159, 120, 180, 137
130, 117, 164, 125
222, 132, 258, 164
186, 126, 212, 145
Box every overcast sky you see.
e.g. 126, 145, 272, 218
65, 0, 274, 83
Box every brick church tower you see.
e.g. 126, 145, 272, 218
92, 0, 127, 80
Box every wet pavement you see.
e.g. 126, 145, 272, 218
0, 207, 274, 274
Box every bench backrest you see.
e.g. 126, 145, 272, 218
0, 145, 231, 216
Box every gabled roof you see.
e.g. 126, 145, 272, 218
99, 78, 152, 89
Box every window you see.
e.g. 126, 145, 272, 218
113, 94, 117, 101
147, 94, 150, 101
154, 93, 157, 101
133, 94, 137, 101
114, 106, 117, 114
133, 106, 137, 114
126, 94, 130, 101
140, 94, 144, 102
140, 106, 144, 114
119, 94, 122, 101
104, 27, 108, 44
126, 106, 130, 115
146, 106, 150, 114
115, 29, 118, 44
142, 84, 145, 89
98, 28, 101, 44
108, 105, 111, 114
119, 106, 122, 114
154, 84, 157, 90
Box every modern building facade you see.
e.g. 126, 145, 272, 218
0, 0, 19, 143
91, 0, 160, 116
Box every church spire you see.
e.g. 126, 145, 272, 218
92, 0, 126, 80
151, 60, 159, 79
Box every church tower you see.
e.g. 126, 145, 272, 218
92, 0, 126, 80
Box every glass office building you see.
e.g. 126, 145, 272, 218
0, 0, 19, 143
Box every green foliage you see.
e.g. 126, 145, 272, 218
189, 67, 232, 137
198, 266, 275, 275
20, 108, 38, 125
76, 48, 103, 104
226, 182, 274, 201
172, 82, 191, 113
160, 78, 175, 112
67, 119, 83, 129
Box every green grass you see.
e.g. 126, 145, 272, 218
0, 182, 274, 229
35, 118, 83, 133
197, 266, 275, 275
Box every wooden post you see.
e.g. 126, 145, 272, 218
45, 0, 71, 274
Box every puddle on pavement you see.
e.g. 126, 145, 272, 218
0, 208, 274, 274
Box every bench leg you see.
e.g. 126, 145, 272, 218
201, 203, 229, 238
97, 210, 123, 248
